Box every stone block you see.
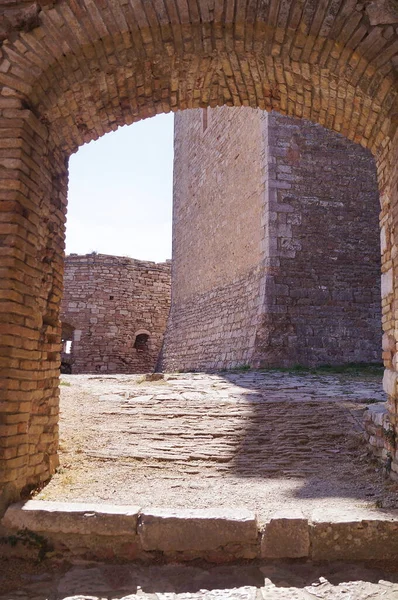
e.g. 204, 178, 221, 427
383, 368, 397, 397
138, 507, 258, 555
2, 500, 140, 536
310, 508, 398, 561
381, 268, 394, 298
261, 509, 309, 558
366, 1, 398, 26
365, 402, 389, 427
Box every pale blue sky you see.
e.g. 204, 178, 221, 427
66, 113, 174, 263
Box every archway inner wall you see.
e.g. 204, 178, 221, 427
0, 110, 66, 507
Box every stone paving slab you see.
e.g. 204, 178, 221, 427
1, 560, 398, 599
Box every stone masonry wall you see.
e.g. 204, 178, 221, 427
363, 403, 396, 479
163, 107, 266, 371
60, 254, 171, 374
253, 111, 381, 367
163, 108, 381, 371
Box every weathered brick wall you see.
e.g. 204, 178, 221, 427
2, 0, 398, 501
163, 108, 381, 371
60, 254, 171, 374
0, 110, 66, 508
379, 130, 398, 480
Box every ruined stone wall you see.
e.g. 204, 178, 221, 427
60, 254, 171, 374
363, 403, 396, 478
163, 108, 381, 371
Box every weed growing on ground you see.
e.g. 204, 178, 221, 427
0, 529, 53, 562
231, 364, 251, 372
219, 362, 383, 378
261, 362, 384, 378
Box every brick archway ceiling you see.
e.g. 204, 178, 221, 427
1, 1, 398, 155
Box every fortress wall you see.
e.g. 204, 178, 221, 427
162, 107, 266, 371
253, 112, 381, 367
60, 254, 171, 374
163, 108, 381, 371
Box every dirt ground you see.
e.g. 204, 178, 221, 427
36, 370, 398, 521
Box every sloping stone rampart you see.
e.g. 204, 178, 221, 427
163, 108, 381, 371
60, 254, 171, 374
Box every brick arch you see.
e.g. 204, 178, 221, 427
1, 0, 398, 505
1, 1, 397, 153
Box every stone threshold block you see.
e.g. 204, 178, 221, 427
2, 502, 398, 563
2, 500, 140, 536
310, 508, 398, 561
1, 501, 142, 562
261, 509, 310, 558
137, 507, 259, 560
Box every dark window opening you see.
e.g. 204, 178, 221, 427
134, 333, 149, 352
109, 295, 114, 300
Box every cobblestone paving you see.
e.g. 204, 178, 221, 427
37, 371, 397, 517
2, 560, 398, 599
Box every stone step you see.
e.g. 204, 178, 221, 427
2, 500, 398, 564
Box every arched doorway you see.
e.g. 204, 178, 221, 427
1, 0, 397, 504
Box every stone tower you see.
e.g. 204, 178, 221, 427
162, 108, 381, 371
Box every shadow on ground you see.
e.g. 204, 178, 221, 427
219, 369, 395, 505
2, 559, 398, 599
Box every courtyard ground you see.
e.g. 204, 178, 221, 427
35, 370, 398, 519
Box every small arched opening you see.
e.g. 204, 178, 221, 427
61, 323, 75, 374
133, 331, 150, 353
